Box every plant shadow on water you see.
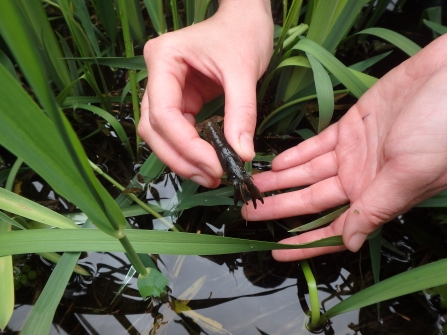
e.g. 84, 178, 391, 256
4, 167, 447, 335
2, 1, 447, 334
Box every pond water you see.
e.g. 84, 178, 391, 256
3, 2, 447, 334
6, 203, 446, 334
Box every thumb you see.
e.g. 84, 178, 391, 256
222, 75, 258, 162
342, 165, 423, 252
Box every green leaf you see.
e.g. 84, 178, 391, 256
193, 0, 211, 23
19, 220, 93, 335
72, 0, 102, 56
95, 0, 118, 44
138, 267, 169, 299
0, 229, 344, 257
293, 38, 368, 98
17, 0, 72, 91
423, 19, 447, 36
124, 0, 147, 45
306, 53, 334, 132
0, 222, 13, 331
356, 27, 422, 56
0, 64, 119, 236
416, 189, 447, 207
0, 49, 19, 82
289, 205, 349, 232
0, 188, 78, 229
143, 0, 167, 35
320, 258, 447, 323
76, 104, 135, 161
73, 56, 146, 69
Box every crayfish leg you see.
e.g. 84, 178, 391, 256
244, 181, 264, 210
233, 183, 248, 207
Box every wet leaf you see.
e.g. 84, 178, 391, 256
137, 267, 169, 299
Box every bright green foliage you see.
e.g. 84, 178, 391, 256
138, 268, 170, 299
0, 222, 13, 331
0, 0, 444, 331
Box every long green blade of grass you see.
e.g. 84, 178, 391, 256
74, 56, 146, 69
0, 63, 118, 236
0, 222, 13, 331
76, 104, 135, 161
19, 221, 92, 335
94, 0, 118, 46
319, 258, 447, 324
293, 38, 368, 98
16, 0, 73, 92
143, 0, 167, 35
423, 19, 447, 36
194, 0, 211, 23
356, 27, 421, 56
289, 205, 349, 232
0, 188, 78, 229
124, 0, 147, 45
0, 229, 344, 257
72, 0, 102, 56
306, 53, 334, 132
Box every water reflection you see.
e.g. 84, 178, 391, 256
8, 249, 366, 335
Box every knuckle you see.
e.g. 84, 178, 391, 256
359, 204, 393, 228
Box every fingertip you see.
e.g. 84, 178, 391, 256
239, 132, 255, 160
345, 233, 367, 252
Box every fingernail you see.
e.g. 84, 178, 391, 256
239, 132, 255, 159
191, 175, 209, 187
347, 233, 367, 252
199, 164, 217, 179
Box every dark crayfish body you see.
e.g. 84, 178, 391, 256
197, 116, 264, 209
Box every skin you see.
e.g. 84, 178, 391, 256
139, 2, 447, 261
138, 0, 273, 188
242, 33, 447, 261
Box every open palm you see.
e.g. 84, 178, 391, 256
243, 34, 447, 260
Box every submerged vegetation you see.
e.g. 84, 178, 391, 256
0, 0, 446, 333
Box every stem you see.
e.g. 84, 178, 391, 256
300, 259, 320, 328
120, 235, 149, 275
118, 0, 142, 161
89, 161, 179, 232
170, 0, 179, 30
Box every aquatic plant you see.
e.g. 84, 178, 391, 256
0, 0, 446, 333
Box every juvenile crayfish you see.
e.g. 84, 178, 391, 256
196, 116, 264, 209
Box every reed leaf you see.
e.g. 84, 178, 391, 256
0, 188, 78, 230
194, 0, 211, 23
320, 258, 447, 323
20, 221, 93, 335
16, 0, 73, 91
293, 38, 368, 98
423, 19, 447, 36
357, 27, 422, 56
289, 205, 349, 232
0, 222, 13, 331
144, 0, 167, 35
75, 104, 135, 161
0, 63, 120, 236
0, 229, 344, 257
94, 0, 118, 45
72, 0, 102, 56
306, 53, 333, 132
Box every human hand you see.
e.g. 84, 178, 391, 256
242, 34, 447, 261
138, 0, 273, 188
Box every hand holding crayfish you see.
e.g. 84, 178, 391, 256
138, 0, 273, 188
196, 116, 264, 209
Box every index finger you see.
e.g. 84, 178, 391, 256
272, 122, 339, 171
146, 58, 223, 179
